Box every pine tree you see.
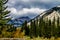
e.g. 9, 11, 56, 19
0, 0, 10, 32
48, 19, 51, 38
0, 0, 13, 38
22, 20, 30, 36
44, 18, 49, 38
51, 17, 56, 37
39, 17, 44, 37
33, 20, 36, 37
57, 17, 60, 37
35, 18, 39, 37
0, 0, 10, 25
42, 19, 45, 38
29, 20, 34, 38
29, 19, 38, 38
39, 18, 41, 37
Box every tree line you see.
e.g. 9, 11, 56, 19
22, 16, 60, 38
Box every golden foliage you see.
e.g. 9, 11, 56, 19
13, 27, 25, 38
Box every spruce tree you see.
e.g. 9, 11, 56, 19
42, 19, 45, 38
30, 20, 36, 38
57, 17, 60, 37
39, 17, 44, 37
0, 0, 10, 25
22, 20, 30, 36
0, 0, 16, 38
29, 20, 34, 38
51, 17, 56, 37
41, 18, 45, 37
33, 20, 36, 37
44, 19, 49, 38
39, 18, 42, 37
48, 19, 51, 38
35, 18, 39, 37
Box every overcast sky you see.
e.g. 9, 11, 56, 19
6, 0, 60, 19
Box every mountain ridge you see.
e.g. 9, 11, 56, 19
29, 6, 60, 21
8, 16, 30, 27
7, 6, 60, 26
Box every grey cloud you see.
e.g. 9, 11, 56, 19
6, 0, 60, 19
7, 0, 60, 10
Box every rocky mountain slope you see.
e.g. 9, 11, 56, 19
27, 6, 60, 25
31, 6, 60, 21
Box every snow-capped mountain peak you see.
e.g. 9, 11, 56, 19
8, 16, 30, 27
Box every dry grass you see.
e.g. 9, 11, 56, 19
24, 36, 60, 40
0, 37, 60, 40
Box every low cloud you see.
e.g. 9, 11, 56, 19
6, 8, 46, 19
7, 0, 60, 9
6, 0, 60, 19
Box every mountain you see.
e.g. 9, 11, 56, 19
27, 6, 60, 25
7, 6, 60, 26
7, 16, 30, 27
30, 6, 60, 21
